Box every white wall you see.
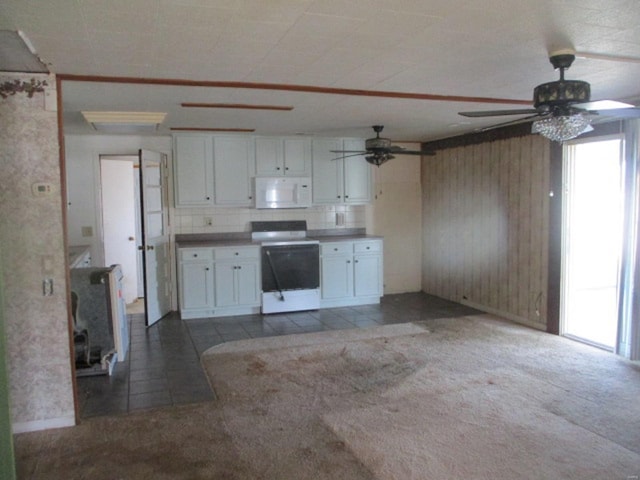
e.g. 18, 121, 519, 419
65, 135, 172, 267
371, 145, 423, 294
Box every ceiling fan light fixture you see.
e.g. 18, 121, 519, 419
365, 153, 394, 166
531, 113, 592, 142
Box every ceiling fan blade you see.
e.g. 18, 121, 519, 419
459, 108, 539, 118
387, 146, 436, 156
591, 107, 640, 118
330, 150, 367, 154
331, 152, 369, 160
574, 100, 635, 111
477, 113, 546, 132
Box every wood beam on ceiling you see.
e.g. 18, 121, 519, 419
181, 103, 293, 111
57, 74, 532, 106
169, 127, 255, 132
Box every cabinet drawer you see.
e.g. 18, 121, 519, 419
180, 248, 213, 262
353, 240, 381, 254
321, 242, 352, 256
214, 246, 259, 260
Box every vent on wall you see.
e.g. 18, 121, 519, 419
81, 111, 167, 133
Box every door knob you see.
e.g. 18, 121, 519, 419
147, 245, 155, 251
128, 236, 135, 241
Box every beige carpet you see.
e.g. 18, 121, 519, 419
202, 314, 640, 479
14, 314, 640, 479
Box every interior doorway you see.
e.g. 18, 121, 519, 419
99, 155, 143, 305
561, 135, 624, 349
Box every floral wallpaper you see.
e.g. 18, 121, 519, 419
0, 73, 75, 431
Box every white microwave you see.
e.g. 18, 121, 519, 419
254, 176, 312, 209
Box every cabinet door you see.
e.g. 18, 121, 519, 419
282, 137, 311, 176
320, 255, 353, 299
343, 139, 371, 204
180, 262, 213, 309
312, 138, 344, 204
236, 261, 260, 306
213, 135, 255, 206
213, 263, 237, 307
255, 137, 282, 176
174, 135, 213, 206
354, 254, 383, 297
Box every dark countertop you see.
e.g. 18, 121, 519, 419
175, 229, 382, 248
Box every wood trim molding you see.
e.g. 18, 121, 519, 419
57, 74, 532, 106
181, 103, 293, 111
169, 127, 255, 132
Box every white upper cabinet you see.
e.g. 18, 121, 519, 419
173, 134, 214, 207
342, 139, 372, 204
255, 137, 311, 177
173, 133, 369, 208
312, 138, 371, 205
213, 135, 255, 206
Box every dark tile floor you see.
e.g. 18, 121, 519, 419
77, 292, 481, 418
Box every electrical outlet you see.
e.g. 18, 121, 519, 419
203, 217, 213, 226
81, 226, 93, 237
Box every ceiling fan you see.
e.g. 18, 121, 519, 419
331, 125, 436, 166
458, 49, 640, 142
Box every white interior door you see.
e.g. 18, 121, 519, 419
139, 149, 171, 326
561, 136, 624, 349
100, 158, 138, 303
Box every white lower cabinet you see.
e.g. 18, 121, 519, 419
213, 247, 261, 309
178, 245, 260, 319
320, 239, 383, 308
179, 248, 214, 317
179, 240, 382, 319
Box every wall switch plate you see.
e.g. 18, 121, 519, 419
42, 278, 53, 296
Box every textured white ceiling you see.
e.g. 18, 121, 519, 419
1, 0, 639, 141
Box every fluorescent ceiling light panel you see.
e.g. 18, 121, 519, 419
81, 111, 167, 133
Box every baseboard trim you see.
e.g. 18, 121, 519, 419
12, 415, 75, 434
460, 299, 546, 332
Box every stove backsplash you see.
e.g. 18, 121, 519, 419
173, 204, 367, 234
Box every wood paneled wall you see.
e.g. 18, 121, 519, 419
422, 135, 550, 329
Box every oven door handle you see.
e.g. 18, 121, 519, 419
265, 249, 285, 302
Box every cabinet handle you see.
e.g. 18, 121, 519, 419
333, 247, 338, 251
285, 167, 289, 171
347, 260, 351, 264
355, 260, 359, 263
205, 267, 209, 271
276, 167, 281, 170
193, 254, 198, 257
366, 246, 370, 250
337, 195, 341, 199
235, 252, 239, 256
345, 195, 349, 198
